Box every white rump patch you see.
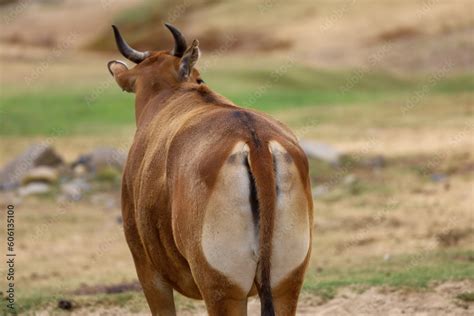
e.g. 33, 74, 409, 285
269, 140, 310, 287
201, 142, 258, 293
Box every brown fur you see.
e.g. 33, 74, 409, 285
109, 46, 313, 315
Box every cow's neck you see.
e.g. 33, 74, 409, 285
134, 86, 176, 127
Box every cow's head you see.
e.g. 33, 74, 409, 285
107, 23, 202, 96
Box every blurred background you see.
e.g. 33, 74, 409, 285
0, 0, 473, 314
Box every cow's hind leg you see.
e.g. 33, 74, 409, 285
272, 270, 306, 316
122, 188, 176, 316
127, 233, 176, 315
191, 271, 248, 316
269, 141, 312, 316
205, 297, 248, 316
132, 254, 176, 316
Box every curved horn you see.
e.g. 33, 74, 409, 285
164, 23, 187, 57
112, 25, 149, 64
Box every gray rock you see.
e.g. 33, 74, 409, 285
343, 174, 357, 185
22, 166, 59, 185
0, 144, 63, 190
18, 182, 51, 197
72, 147, 126, 174
431, 173, 448, 183
365, 155, 386, 169
90, 193, 119, 209
312, 185, 329, 198
299, 140, 341, 165
60, 178, 91, 201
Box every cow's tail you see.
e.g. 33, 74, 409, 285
247, 142, 276, 316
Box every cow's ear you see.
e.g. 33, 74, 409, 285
178, 39, 200, 81
107, 60, 136, 92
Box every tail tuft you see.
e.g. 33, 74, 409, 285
260, 280, 275, 316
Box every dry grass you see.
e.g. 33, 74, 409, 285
281, 93, 474, 156
2, 0, 473, 73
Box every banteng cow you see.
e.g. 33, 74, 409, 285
107, 23, 313, 316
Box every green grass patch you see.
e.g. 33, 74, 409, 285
0, 90, 135, 136
2, 293, 48, 315
456, 292, 474, 303
432, 74, 474, 93
1, 66, 472, 136
304, 249, 474, 300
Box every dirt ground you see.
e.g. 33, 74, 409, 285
32, 281, 474, 315
185, 281, 474, 316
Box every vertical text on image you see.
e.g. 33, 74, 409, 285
6, 204, 16, 312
